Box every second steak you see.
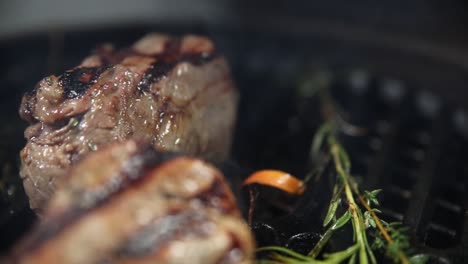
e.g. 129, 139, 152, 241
10, 140, 254, 264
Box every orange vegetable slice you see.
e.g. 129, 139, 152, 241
243, 170, 305, 195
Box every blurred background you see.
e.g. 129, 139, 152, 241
1, 1, 468, 263
2, 0, 468, 106
2, 0, 468, 41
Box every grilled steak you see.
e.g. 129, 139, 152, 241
19, 33, 238, 211
10, 140, 254, 264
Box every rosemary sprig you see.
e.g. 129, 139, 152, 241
257, 122, 419, 264
320, 129, 377, 264
256, 74, 424, 264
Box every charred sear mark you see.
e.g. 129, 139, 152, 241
20, 91, 38, 123
23, 147, 180, 251
117, 210, 211, 257
137, 52, 217, 92
59, 66, 110, 99
137, 60, 175, 92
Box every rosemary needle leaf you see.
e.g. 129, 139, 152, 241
363, 190, 382, 206
323, 198, 341, 227
257, 247, 311, 261
311, 124, 331, 158
409, 254, 430, 264
370, 189, 382, 197
338, 145, 351, 173
348, 253, 357, 264
332, 211, 352, 230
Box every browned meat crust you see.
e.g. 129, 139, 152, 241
11, 140, 254, 264
19, 34, 238, 211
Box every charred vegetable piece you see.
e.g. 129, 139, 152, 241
243, 170, 305, 195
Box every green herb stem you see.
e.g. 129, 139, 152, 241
307, 224, 335, 258
331, 143, 369, 264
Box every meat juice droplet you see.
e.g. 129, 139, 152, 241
162, 120, 172, 137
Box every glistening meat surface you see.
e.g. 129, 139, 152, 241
11, 140, 254, 264
19, 33, 238, 211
